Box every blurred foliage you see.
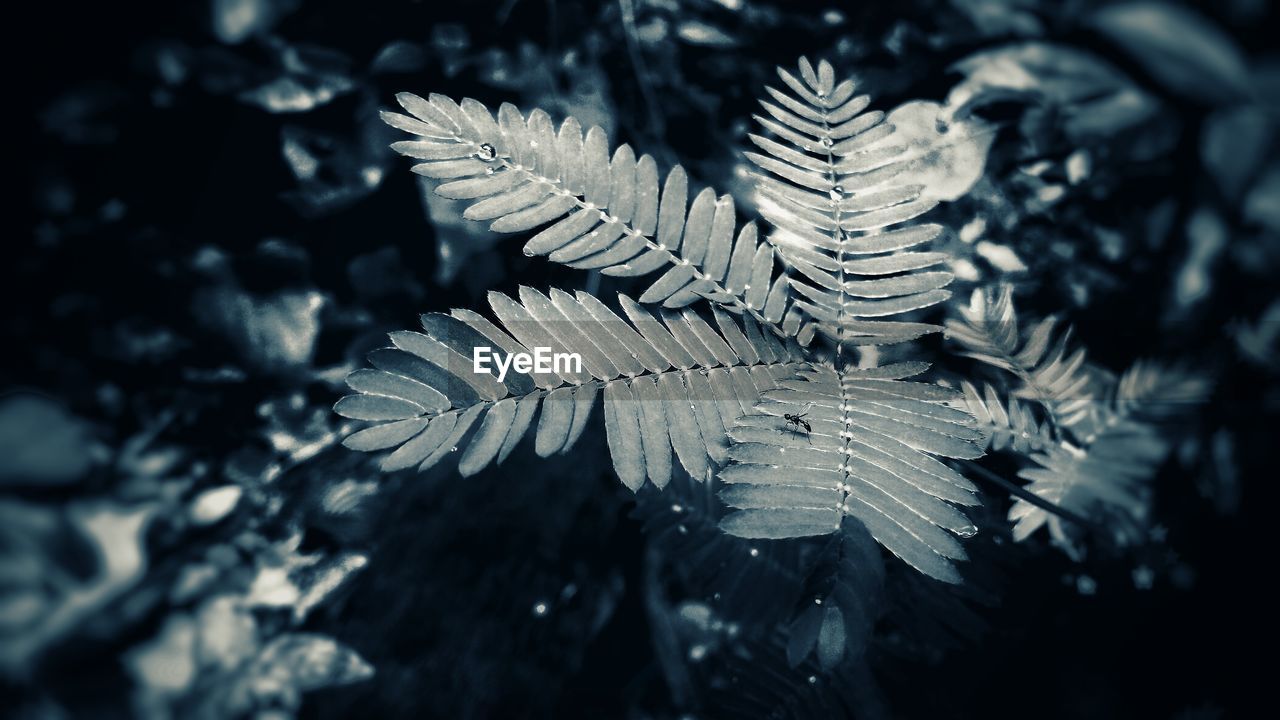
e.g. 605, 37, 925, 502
8, 0, 1279, 718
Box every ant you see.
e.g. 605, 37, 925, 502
783, 404, 813, 443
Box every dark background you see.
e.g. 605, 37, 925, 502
9, 0, 1277, 718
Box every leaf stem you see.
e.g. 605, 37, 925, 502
817, 91, 847, 367
959, 460, 1099, 532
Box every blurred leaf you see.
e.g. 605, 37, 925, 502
259, 393, 338, 463
211, 0, 299, 45
888, 100, 995, 201
1090, 2, 1251, 104
1243, 162, 1280, 234
291, 552, 368, 622
0, 501, 71, 635
370, 40, 427, 75
676, 21, 737, 47
1201, 105, 1273, 202
317, 479, 379, 516
946, 42, 1160, 141
116, 418, 186, 482
1065, 149, 1091, 185
974, 240, 1028, 272
2, 503, 156, 676
247, 565, 301, 608
129, 612, 369, 719
1234, 299, 1280, 368
245, 633, 373, 693
189, 485, 243, 526
126, 614, 198, 694
280, 123, 389, 216
431, 23, 471, 57
1176, 207, 1227, 308
194, 285, 326, 375
950, 0, 1044, 37
195, 595, 258, 670
238, 43, 355, 113
816, 606, 846, 670
0, 395, 94, 487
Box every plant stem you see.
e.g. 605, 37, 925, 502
959, 460, 1099, 532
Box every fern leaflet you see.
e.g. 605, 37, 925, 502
718, 362, 984, 583
946, 285, 1093, 428
748, 58, 953, 347
382, 93, 796, 327
959, 381, 1056, 454
335, 288, 805, 490
1009, 361, 1209, 544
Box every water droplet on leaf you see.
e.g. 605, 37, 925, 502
476, 143, 496, 161
829, 186, 846, 201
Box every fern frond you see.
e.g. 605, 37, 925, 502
717, 363, 984, 583
1111, 360, 1212, 425
335, 287, 806, 490
946, 285, 1092, 427
381, 94, 795, 325
748, 58, 953, 347
1010, 435, 1156, 545
1009, 361, 1209, 544
959, 381, 1056, 454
